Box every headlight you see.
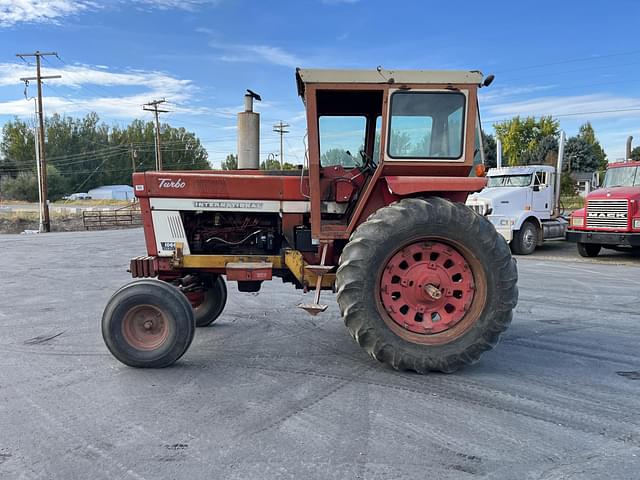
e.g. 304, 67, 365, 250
570, 217, 584, 227
634, 218, 640, 229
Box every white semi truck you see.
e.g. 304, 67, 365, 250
466, 133, 568, 255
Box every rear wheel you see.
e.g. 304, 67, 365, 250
336, 197, 518, 373
102, 279, 195, 368
577, 242, 601, 257
511, 221, 538, 255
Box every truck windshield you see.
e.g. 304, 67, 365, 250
602, 166, 640, 187
487, 174, 532, 187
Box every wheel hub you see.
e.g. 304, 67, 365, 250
380, 241, 475, 334
122, 305, 169, 350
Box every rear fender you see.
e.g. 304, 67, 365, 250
384, 176, 487, 201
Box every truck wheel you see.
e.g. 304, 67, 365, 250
336, 197, 518, 374
192, 275, 227, 327
577, 242, 601, 257
511, 221, 538, 255
102, 279, 196, 368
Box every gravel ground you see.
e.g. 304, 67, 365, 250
1, 228, 639, 480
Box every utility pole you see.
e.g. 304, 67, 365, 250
17, 51, 61, 233
130, 144, 138, 173
273, 121, 289, 169
143, 99, 169, 171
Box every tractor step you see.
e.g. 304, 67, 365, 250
304, 265, 334, 275
298, 303, 329, 316
298, 244, 330, 317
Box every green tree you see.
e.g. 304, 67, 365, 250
260, 159, 297, 170
631, 146, 640, 161
520, 135, 559, 166
0, 113, 210, 197
493, 116, 560, 166
482, 131, 497, 168
578, 122, 607, 170
564, 137, 601, 173
2, 165, 67, 202
0, 119, 37, 176
221, 154, 237, 170
320, 148, 356, 167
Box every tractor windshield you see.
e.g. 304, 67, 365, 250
602, 166, 640, 187
487, 174, 532, 187
387, 91, 466, 159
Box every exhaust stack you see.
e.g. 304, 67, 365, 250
553, 131, 566, 217
496, 138, 503, 168
237, 90, 261, 169
626, 136, 633, 162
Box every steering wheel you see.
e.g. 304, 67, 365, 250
359, 149, 377, 173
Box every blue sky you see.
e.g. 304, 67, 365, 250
1, 0, 639, 166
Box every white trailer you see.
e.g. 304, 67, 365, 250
466, 133, 567, 255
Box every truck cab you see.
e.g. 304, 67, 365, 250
567, 160, 640, 257
466, 164, 567, 254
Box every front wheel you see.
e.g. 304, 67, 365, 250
336, 197, 518, 374
511, 221, 538, 255
577, 242, 601, 257
102, 279, 196, 368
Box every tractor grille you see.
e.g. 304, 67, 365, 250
586, 199, 629, 229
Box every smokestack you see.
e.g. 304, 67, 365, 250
626, 136, 633, 162
553, 130, 565, 217
237, 91, 261, 169
496, 138, 502, 168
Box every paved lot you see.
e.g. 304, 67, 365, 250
1, 229, 640, 479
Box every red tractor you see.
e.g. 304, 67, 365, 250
102, 68, 518, 373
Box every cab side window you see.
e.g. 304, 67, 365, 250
534, 172, 548, 187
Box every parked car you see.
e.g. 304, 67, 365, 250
62, 193, 92, 200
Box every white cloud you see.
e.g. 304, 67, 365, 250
0, 63, 206, 118
134, 0, 221, 10
0, 0, 95, 27
212, 42, 302, 68
0, 0, 220, 27
479, 84, 557, 103
484, 93, 640, 122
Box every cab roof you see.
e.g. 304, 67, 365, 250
296, 67, 485, 97
487, 165, 556, 176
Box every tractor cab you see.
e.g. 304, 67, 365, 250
296, 68, 489, 240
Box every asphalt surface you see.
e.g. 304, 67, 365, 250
1, 229, 640, 479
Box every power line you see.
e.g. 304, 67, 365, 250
494, 48, 640, 74
486, 105, 640, 125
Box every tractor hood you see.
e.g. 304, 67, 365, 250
586, 186, 640, 202
467, 186, 530, 214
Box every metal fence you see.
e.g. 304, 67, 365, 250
82, 204, 142, 230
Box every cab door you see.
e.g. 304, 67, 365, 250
532, 171, 552, 216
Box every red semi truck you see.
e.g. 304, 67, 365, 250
566, 137, 640, 257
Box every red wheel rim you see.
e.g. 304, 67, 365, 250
122, 305, 169, 350
380, 241, 476, 335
